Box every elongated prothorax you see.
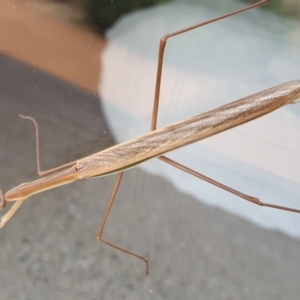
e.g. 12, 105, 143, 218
4, 166, 78, 201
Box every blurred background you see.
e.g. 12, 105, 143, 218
1, 0, 300, 299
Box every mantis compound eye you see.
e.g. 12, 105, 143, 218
0, 189, 6, 209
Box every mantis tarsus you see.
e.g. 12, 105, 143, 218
1, 0, 299, 275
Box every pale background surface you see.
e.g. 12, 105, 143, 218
101, 0, 300, 238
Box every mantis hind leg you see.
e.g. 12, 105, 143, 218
20, 115, 76, 176
150, 0, 269, 130
96, 172, 149, 275
158, 156, 300, 214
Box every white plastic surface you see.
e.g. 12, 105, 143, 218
100, 0, 300, 238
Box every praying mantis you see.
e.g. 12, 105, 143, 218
1, 0, 299, 274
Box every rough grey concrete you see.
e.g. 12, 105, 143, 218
1, 53, 300, 300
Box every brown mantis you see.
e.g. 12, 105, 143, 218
1, 0, 299, 275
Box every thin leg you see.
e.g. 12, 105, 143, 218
159, 156, 300, 214
97, 172, 149, 275
0, 201, 24, 228
20, 115, 76, 176
151, 0, 269, 130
